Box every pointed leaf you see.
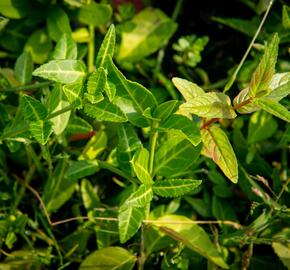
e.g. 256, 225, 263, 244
33, 60, 87, 84
66, 116, 93, 134
79, 247, 136, 270
81, 179, 100, 212
159, 114, 201, 146
153, 100, 179, 121
14, 51, 33, 84
84, 99, 127, 122
96, 24, 115, 68
253, 98, 290, 122
52, 33, 77, 60
63, 81, 83, 107
107, 57, 157, 127
117, 123, 142, 175
104, 80, 116, 101
29, 120, 53, 145
65, 160, 99, 181
181, 92, 236, 119
153, 215, 229, 269
249, 33, 279, 97
131, 148, 153, 184
153, 179, 202, 197
20, 94, 48, 122
124, 184, 153, 208
267, 81, 290, 101
118, 204, 146, 243
201, 125, 238, 183
172, 77, 204, 101
85, 67, 106, 104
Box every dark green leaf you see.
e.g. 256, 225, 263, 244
65, 160, 99, 181
153, 100, 179, 122
20, 95, 48, 122
81, 178, 100, 212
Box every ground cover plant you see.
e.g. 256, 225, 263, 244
0, 0, 289, 269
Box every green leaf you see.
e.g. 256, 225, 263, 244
266, 81, 290, 101
249, 33, 279, 97
104, 80, 116, 102
123, 184, 153, 208
14, 51, 33, 84
66, 116, 92, 134
52, 33, 77, 60
159, 114, 201, 146
48, 84, 71, 135
85, 67, 106, 104
181, 92, 236, 119
84, 99, 127, 122
0, 0, 31, 19
118, 204, 146, 243
77, 2, 112, 27
96, 24, 115, 68
131, 148, 153, 184
116, 123, 142, 175
247, 111, 278, 144
154, 131, 202, 178
46, 6, 71, 42
107, 57, 157, 127
79, 246, 136, 270
153, 215, 229, 269
42, 160, 76, 213
63, 81, 84, 107
153, 100, 179, 122
253, 98, 290, 122
282, 5, 290, 29
29, 120, 53, 145
172, 77, 204, 101
24, 29, 52, 64
201, 125, 238, 183
118, 8, 177, 62
65, 160, 99, 181
212, 195, 237, 222
20, 95, 48, 122
33, 60, 86, 84
153, 179, 202, 197
81, 179, 100, 212
272, 242, 290, 269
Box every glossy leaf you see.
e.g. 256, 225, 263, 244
159, 114, 201, 146
117, 123, 142, 175
63, 81, 84, 107
153, 100, 179, 121
48, 84, 71, 135
124, 184, 153, 208
249, 33, 279, 97
266, 81, 290, 101
47, 6, 71, 42
79, 246, 136, 270
20, 95, 48, 122
84, 99, 127, 122
181, 92, 236, 119
29, 120, 53, 145
52, 33, 77, 60
254, 98, 290, 122
96, 24, 115, 68
24, 29, 52, 64
153, 215, 229, 269
172, 77, 204, 101
118, 8, 177, 62
65, 160, 99, 181
77, 2, 112, 27
153, 179, 202, 197
131, 148, 153, 184
66, 116, 93, 134
33, 60, 87, 84
154, 131, 202, 177
201, 125, 238, 183
118, 204, 146, 243
104, 80, 116, 102
14, 51, 33, 84
107, 57, 157, 127
85, 67, 106, 104
247, 111, 278, 144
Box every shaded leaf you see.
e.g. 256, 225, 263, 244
29, 120, 53, 145
84, 99, 127, 122
79, 246, 136, 270
0, 0, 31, 19
181, 92, 236, 119
272, 242, 290, 269
14, 51, 33, 84
20, 95, 48, 122
131, 148, 152, 184
81, 179, 100, 212
33, 60, 87, 84
172, 77, 204, 101
65, 160, 99, 181
201, 125, 238, 183
52, 33, 77, 60
153, 179, 202, 197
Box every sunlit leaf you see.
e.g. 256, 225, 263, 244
153, 100, 179, 122
172, 77, 204, 101
123, 184, 153, 208
63, 81, 84, 107
20, 95, 48, 122
29, 120, 53, 145
52, 33, 77, 60
66, 116, 93, 134
81, 179, 100, 212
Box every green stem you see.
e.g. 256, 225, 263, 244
2, 81, 53, 92
47, 104, 74, 119
26, 144, 44, 177
223, 0, 275, 93
98, 160, 131, 180
149, 122, 158, 176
